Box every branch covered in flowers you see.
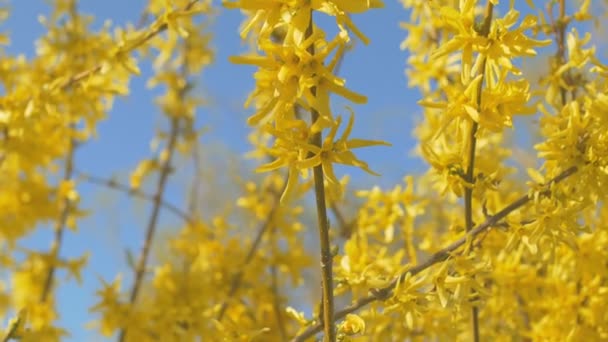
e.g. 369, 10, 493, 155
292, 165, 578, 341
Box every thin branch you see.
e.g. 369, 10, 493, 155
464, 4, 493, 340
330, 204, 353, 239
516, 294, 532, 342
2, 312, 22, 342
549, 0, 569, 106
40, 136, 76, 303
40, 0, 83, 305
187, 142, 202, 217
291, 166, 578, 342
76, 170, 194, 226
54, 0, 199, 92
117, 33, 199, 341
305, 10, 336, 342
270, 225, 288, 341
117, 116, 181, 342
216, 177, 287, 321
466, 1, 494, 235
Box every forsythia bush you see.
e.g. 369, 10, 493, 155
0, 0, 607, 341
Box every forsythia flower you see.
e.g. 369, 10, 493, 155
228, 0, 387, 201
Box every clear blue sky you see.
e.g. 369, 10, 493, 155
4, 1, 604, 341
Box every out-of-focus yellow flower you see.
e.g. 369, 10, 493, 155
340, 314, 366, 335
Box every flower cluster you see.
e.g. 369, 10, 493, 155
227, 0, 388, 201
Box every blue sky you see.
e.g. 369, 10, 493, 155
3, 0, 605, 341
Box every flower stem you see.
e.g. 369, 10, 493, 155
76, 171, 194, 225
40, 138, 75, 303
465, 3, 493, 340
41, 1, 80, 304
270, 225, 288, 341
117, 117, 180, 342
306, 10, 336, 342
215, 178, 285, 321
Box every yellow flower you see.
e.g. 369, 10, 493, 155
295, 109, 390, 184
340, 313, 366, 335
230, 32, 365, 130
258, 109, 389, 201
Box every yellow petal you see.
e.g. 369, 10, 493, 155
346, 138, 391, 149
257, 157, 286, 173
325, 79, 367, 104
280, 166, 299, 203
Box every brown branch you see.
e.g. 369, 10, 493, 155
548, 0, 571, 106
270, 225, 288, 341
1, 312, 22, 342
187, 142, 203, 218
291, 166, 578, 342
117, 117, 181, 342
305, 10, 336, 342
40, 0, 83, 305
331, 204, 353, 239
465, 3, 494, 340
40, 136, 76, 303
76, 170, 194, 226
216, 177, 287, 321
118, 24, 201, 339
516, 294, 532, 342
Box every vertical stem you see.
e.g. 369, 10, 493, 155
187, 143, 202, 217
215, 187, 283, 321
1, 312, 22, 342
270, 226, 288, 341
117, 31, 196, 340
117, 117, 180, 342
465, 3, 493, 342
555, 0, 568, 106
41, 1, 79, 303
305, 10, 335, 342
41, 137, 76, 303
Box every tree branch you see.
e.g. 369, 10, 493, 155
270, 225, 288, 341
117, 116, 181, 341
216, 176, 287, 321
76, 170, 194, 226
305, 10, 336, 342
464, 3, 494, 340
2, 310, 23, 342
291, 165, 578, 342
54, 0, 199, 92
40, 136, 76, 303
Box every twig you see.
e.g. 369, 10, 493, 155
40, 137, 76, 303
2, 312, 22, 342
305, 10, 336, 342
118, 30, 197, 340
76, 170, 194, 225
187, 142, 202, 217
464, 3, 493, 340
516, 294, 532, 342
40, 1, 81, 302
216, 177, 287, 321
54, 0, 199, 92
548, 0, 570, 106
331, 204, 352, 239
270, 225, 288, 340
117, 117, 181, 342
291, 166, 578, 341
